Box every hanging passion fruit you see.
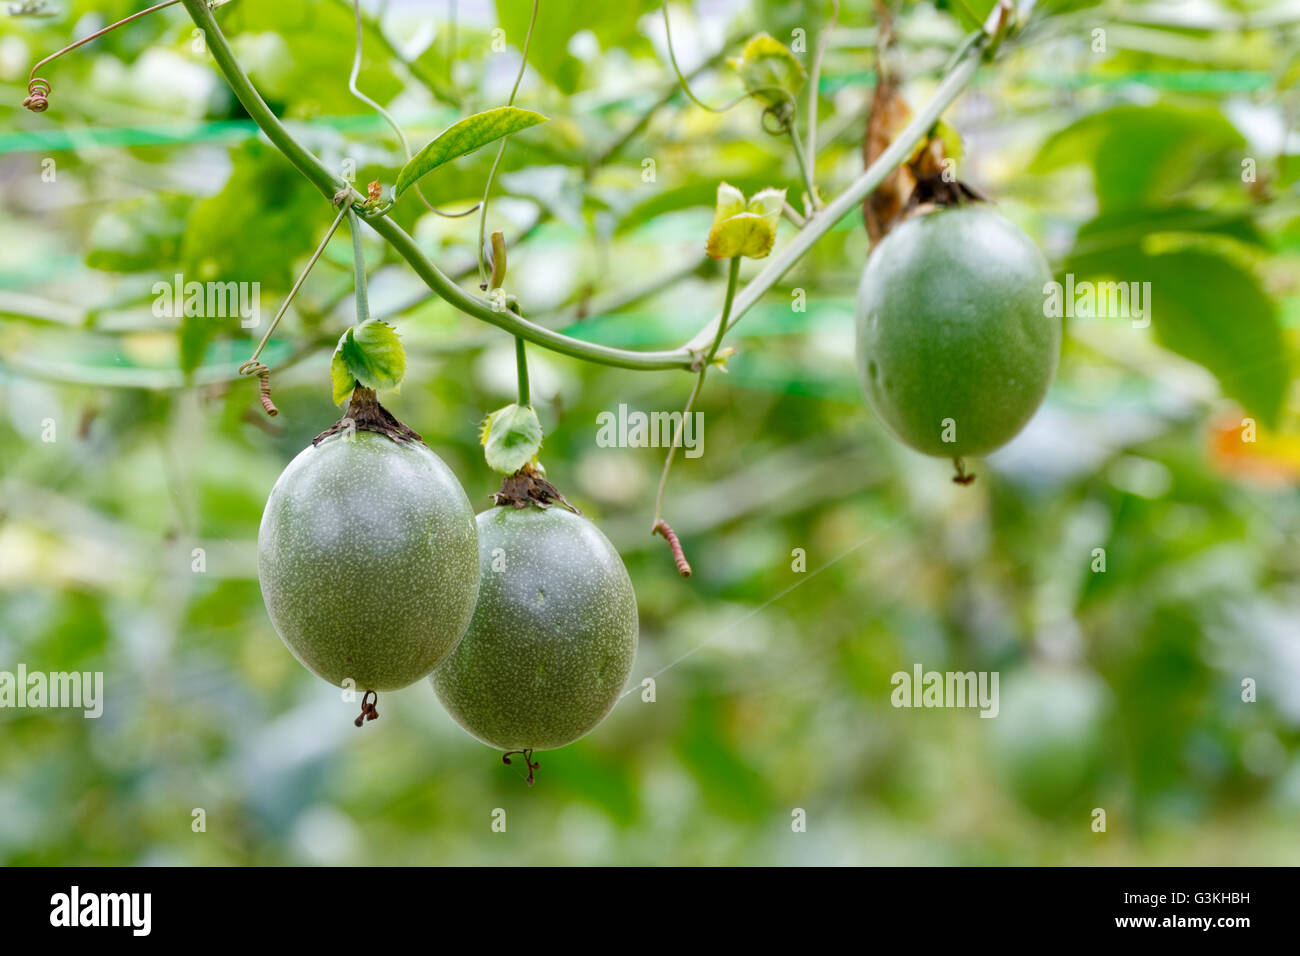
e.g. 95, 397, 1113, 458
257, 391, 480, 700
431, 501, 638, 775
855, 203, 1059, 461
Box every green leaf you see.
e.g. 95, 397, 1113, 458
480, 403, 543, 475
707, 214, 776, 259
396, 107, 548, 196
1069, 206, 1266, 260
1138, 251, 1285, 428
930, 119, 964, 164
1032, 104, 1244, 211
1065, 227, 1285, 426
729, 33, 805, 108
330, 350, 357, 406
329, 319, 407, 405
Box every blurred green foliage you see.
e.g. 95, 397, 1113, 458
1, 0, 1299, 865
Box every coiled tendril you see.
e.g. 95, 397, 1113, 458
20, 0, 183, 113
22, 78, 51, 113
238, 361, 279, 417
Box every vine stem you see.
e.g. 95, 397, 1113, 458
332, 0, 459, 106
180, 0, 687, 370
180, 0, 989, 373
652, 256, 741, 528
787, 123, 818, 212
660, 1, 728, 113
487, 230, 530, 407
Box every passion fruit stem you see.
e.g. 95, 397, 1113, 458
312, 386, 423, 446
502, 748, 540, 786
952, 457, 977, 485
354, 690, 379, 728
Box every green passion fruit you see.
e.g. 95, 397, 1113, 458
855, 204, 1059, 460
431, 505, 638, 762
257, 430, 480, 695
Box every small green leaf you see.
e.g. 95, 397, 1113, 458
329, 319, 406, 405
481, 403, 543, 475
330, 352, 356, 405
396, 107, 548, 196
729, 33, 805, 108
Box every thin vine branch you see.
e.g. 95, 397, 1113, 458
24, 0, 181, 111
805, 0, 840, 177
180, 0, 689, 370
332, 0, 459, 106
477, 0, 538, 287
653, 256, 741, 527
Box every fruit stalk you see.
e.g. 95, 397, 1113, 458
347, 207, 371, 326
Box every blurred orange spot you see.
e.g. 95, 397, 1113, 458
1208, 415, 1300, 487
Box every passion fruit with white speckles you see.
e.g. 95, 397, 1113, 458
430, 502, 638, 778
257, 390, 480, 713
855, 203, 1059, 466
